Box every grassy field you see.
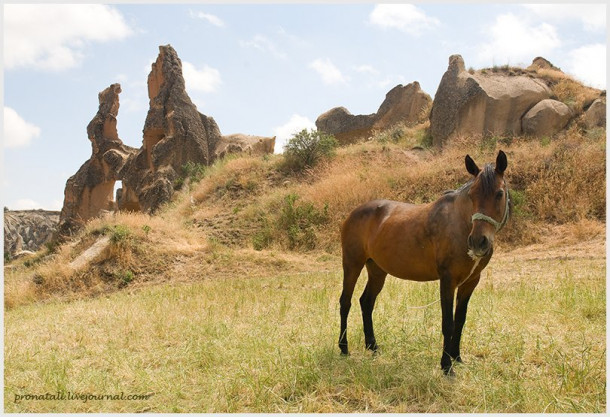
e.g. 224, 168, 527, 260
5, 243, 605, 413
4, 94, 606, 412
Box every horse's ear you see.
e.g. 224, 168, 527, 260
495, 150, 507, 175
465, 154, 480, 176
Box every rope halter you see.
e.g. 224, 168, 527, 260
471, 186, 510, 232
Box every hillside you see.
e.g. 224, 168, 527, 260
4, 122, 606, 413
4, 119, 605, 309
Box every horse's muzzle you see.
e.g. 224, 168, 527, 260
467, 234, 492, 259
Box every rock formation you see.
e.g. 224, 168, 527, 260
316, 82, 432, 145
117, 45, 223, 213
430, 55, 552, 147
58, 83, 137, 235
315, 107, 375, 146
4, 208, 60, 259
58, 45, 275, 235
522, 99, 573, 137
215, 134, 276, 159
527, 56, 561, 71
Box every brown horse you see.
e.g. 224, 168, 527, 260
339, 150, 510, 375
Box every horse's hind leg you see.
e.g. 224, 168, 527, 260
360, 259, 387, 352
339, 257, 365, 355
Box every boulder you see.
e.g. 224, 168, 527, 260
522, 99, 573, 137
584, 98, 606, 129
215, 134, 276, 159
58, 83, 137, 235
316, 82, 432, 145
430, 55, 552, 147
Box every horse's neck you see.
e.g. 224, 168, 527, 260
445, 189, 474, 232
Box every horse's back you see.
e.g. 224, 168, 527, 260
341, 200, 415, 259
341, 199, 439, 280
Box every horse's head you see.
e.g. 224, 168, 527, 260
464, 150, 509, 259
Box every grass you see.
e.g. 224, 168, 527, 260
5, 249, 605, 413
3, 111, 605, 412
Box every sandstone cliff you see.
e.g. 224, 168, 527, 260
215, 134, 276, 159
4, 209, 60, 259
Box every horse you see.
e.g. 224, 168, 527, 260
339, 150, 510, 375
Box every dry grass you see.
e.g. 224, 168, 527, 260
533, 68, 602, 113
5, 121, 605, 309
5, 241, 605, 413
3, 115, 605, 413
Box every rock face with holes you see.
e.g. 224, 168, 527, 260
4, 209, 60, 259
430, 55, 552, 147
58, 44, 275, 236
214, 134, 276, 159
58, 83, 137, 236
316, 82, 432, 145
118, 45, 223, 214
522, 99, 573, 137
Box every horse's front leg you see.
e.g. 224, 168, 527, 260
450, 274, 480, 363
439, 274, 456, 375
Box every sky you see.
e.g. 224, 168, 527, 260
2, 3, 607, 211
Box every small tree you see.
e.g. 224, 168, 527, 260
282, 129, 338, 173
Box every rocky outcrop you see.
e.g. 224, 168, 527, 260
584, 98, 606, 129
430, 55, 552, 147
215, 134, 275, 159
522, 99, 573, 137
527, 56, 561, 71
316, 82, 432, 145
315, 107, 376, 145
117, 45, 223, 213
374, 83, 431, 129
58, 83, 137, 235
4, 209, 60, 259
58, 44, 274, 235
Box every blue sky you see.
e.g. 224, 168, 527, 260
3, 3, 607, 211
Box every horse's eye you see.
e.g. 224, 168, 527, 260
495, 190, 504, 200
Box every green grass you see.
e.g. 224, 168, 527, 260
4, 256, 605, 412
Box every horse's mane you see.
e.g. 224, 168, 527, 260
443, 164, 498, 197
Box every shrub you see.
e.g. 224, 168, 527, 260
278, 193, 329, 250
281, 129, 338, 173
175, 161, 207, 190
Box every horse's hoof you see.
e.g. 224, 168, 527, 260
365, 341, 379, 352
442, 367, 456, 377
455, 356, 463, 364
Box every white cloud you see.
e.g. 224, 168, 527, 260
273, 114, 316, 154
524, 4, 606, 32
354, 65, 380, 75
189, 10, 225, 27
11, 199, 42, 210
239, 35, 286, 59
4, 107, 41, 148
476, 13, 561, 66
309, 58, 348, 85
369, 4, 440, 36
567, 44, 606, 89
4, 4, 132, 71
182, 61, 222, 93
